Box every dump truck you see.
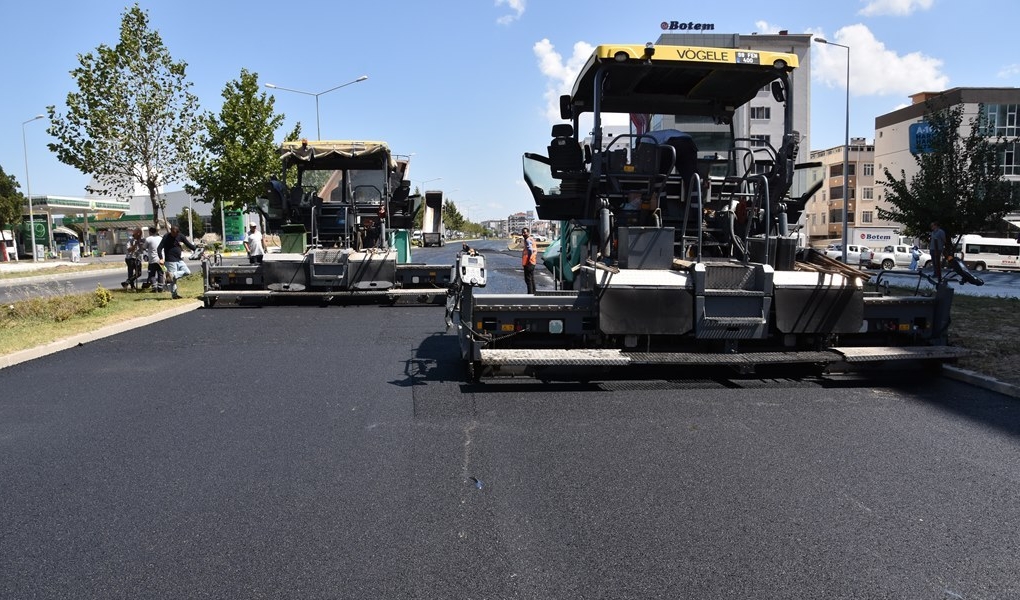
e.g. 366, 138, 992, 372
421, 191, 445, 247
446, 42, 974, 381
202, 140, 451, 306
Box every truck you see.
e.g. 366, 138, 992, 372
446, 42, 971, 381
847, 227, 900, 248
870, 243, 932, 270
201, 140, 451, 306
421, 191, 445, 247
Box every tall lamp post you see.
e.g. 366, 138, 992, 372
814, 37, 851, 263
184, 204, 194, 241
414, 177, 442, 192
22, 114, 45, 262
265, 75, 368, 140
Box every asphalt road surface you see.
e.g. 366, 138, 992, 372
1, 242, 1019, 598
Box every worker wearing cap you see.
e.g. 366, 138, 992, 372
245, 223, 265, 265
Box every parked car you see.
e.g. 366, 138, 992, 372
824, 244, 874, 267
869, 244, 932, 270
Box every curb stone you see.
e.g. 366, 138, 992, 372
943, 365, 1020, 399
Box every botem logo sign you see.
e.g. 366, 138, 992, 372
660, 21, 715, 31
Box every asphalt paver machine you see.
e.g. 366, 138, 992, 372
447, 43, 970, 380
203, 140, 451, 306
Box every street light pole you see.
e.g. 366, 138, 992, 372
265, 75, 368, 140
814, 38, 851, 263
415, 177, 441, 192
22, 115, 45, 262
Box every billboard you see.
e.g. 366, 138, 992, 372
909, 122, 935, 154
224, 210, 246, 251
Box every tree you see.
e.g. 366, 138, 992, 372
0, 165, 25, 261
187, 68, 287, 226
410, 187, 425, 229
176, 206, 204, 238
47, 4, 201, 228
878, 102, 1019, 246
443, 199, 465, 232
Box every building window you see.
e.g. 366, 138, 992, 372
862, 187, 874, 200
750, 106, 771, 120
829, 163, 856, 177
1002, 141, 1019, 176
830, 209, 854, 224
749, 134, 771, 148
863, 163, 874, 176
830, 187, 856, 201
862, 211, 873, 223
987, 104, 1019, 138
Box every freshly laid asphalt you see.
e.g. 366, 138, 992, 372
1, 243, 1018, 598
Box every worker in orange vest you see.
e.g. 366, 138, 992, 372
521, 227, 537, 294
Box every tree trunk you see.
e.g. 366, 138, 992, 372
149, 187, 160, 230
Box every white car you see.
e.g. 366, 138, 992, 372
869, 244, 932, 270
824, 244, 874, 267
411, 230, 423, 243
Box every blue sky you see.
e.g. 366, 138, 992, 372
1, 0, 1017, 222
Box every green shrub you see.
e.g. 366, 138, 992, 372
0, 286, 112, 327
94, 284, 113, 307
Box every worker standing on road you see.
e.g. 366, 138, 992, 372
244, 223, 265, 264
122, 228, 145, 290
930, 221, 947, 281
522, 227, 537, 294
142, 226, 164, 291
157, 225, 197, 300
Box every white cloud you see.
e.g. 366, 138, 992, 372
754, 21, 782, 34
813, 24, 949, 97
533, 38, 594, 123
495, 0, 525, 25
532, 39, 631, 132
997, 64, 1020, 79
858, 0, 934, 16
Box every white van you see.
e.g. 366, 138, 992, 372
954, 234, 1020, 271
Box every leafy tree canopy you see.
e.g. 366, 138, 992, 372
187, 68, 287, 224
47, 3, 201, 227
0, 165, 25, 261
176, 206, 204, 239
443, 199, 465, 231
878, 102, 1019, 245
0, 165, 24, 230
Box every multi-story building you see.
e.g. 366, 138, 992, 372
481, 219, 507, 237
653, 32, 812, 160
507, 211, 533, 235
803, 138, 880, 245
874, 88, 1020, 232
